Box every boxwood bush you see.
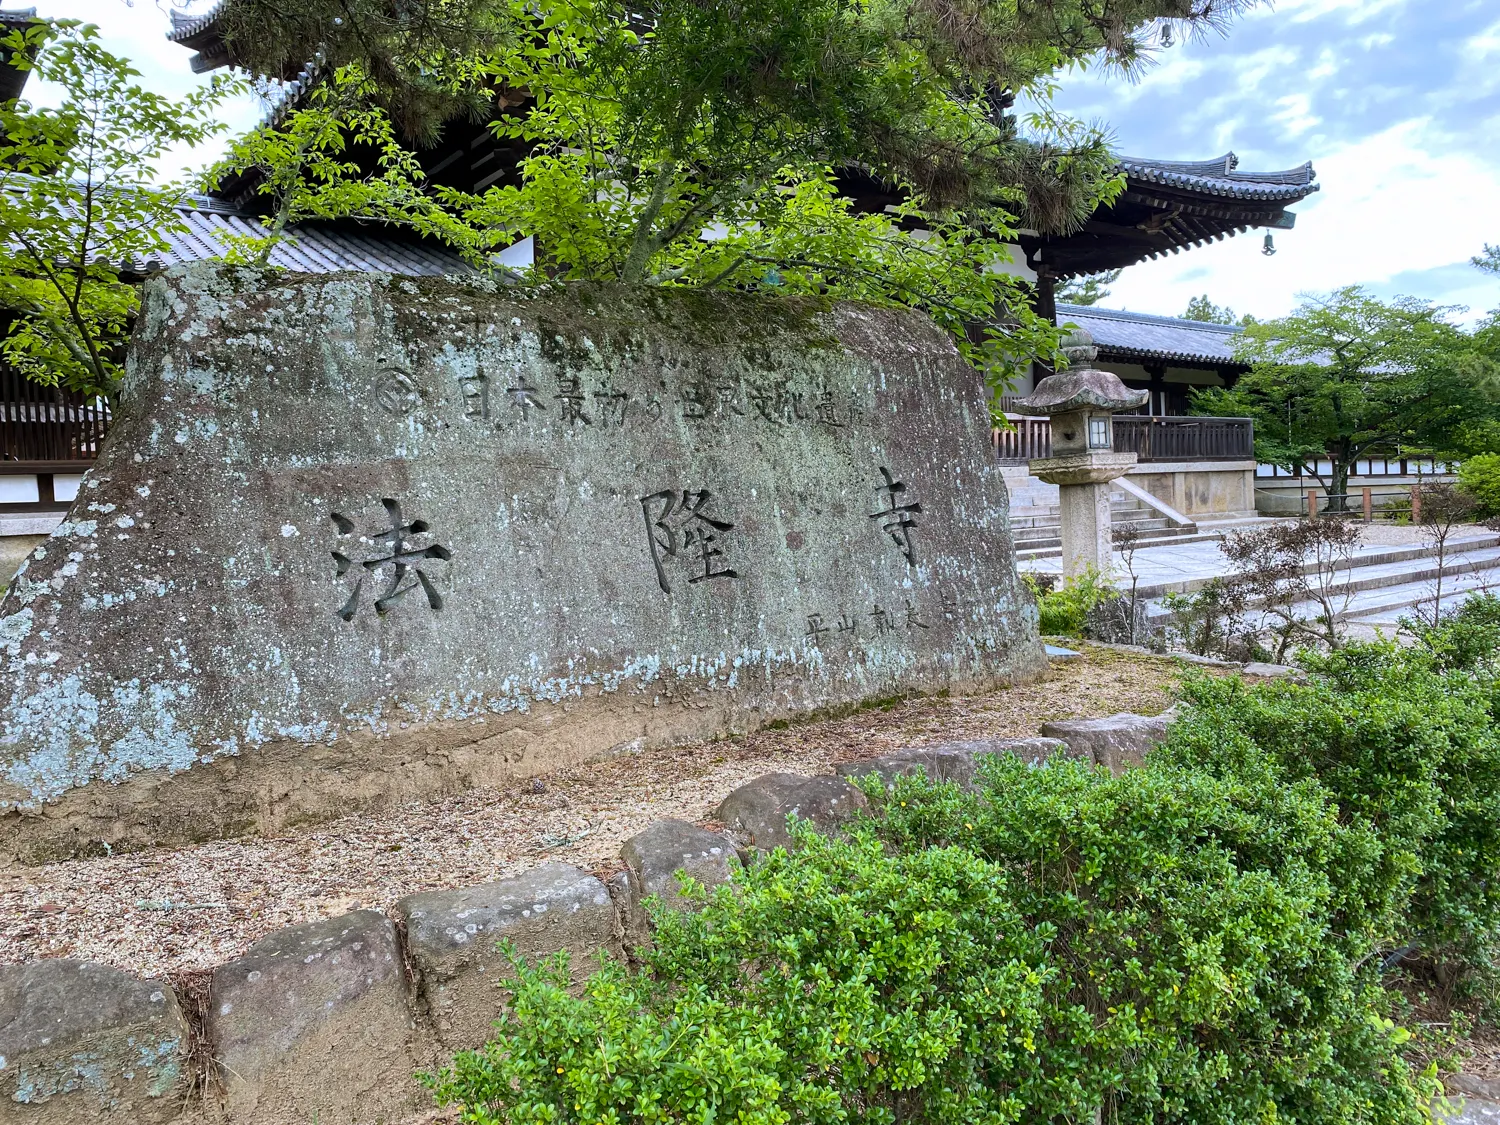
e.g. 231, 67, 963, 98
428, 601, 1500, 1125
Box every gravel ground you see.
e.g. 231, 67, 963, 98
0, 645, 1188, 977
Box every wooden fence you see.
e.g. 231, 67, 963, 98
994, 415, 1255, 464
0, 369, 111, 462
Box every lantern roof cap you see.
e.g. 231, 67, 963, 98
1011, 329, 1149, 416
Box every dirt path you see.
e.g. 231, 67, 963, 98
0, 646, 1188, 977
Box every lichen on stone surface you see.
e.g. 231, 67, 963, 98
0, 263, 1042, 835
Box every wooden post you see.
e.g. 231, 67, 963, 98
1362, 487, 1373, 523
1410, 484, 1422, 525
1307, 489, 1318, 521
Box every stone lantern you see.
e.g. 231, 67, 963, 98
1013, 330, 1148, 579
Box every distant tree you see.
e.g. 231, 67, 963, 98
1192, 287, 1500, 511
0, 20, 236, 395
1183, 294, 1238, 324
1057, 269, 1122, 307
1474, 244, 1500, 274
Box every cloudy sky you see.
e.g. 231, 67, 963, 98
1044, 0, 1500, 322
48, 0, 1500, 324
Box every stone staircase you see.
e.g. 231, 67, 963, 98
1137, 532, 1500, 626
1012, 492, 1200, 560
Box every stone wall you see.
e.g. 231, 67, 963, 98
0, 267, 1043, 862
1125, 461, 1257, 521
0, 714, 1173, 1125
1001, 461, 1257, 521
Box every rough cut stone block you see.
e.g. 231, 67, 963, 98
620, 819, 738, 927
1040, 709, 1179, 774
0, 265, 1045, 860
838, 746, 980, 788
991, 736, 1076, 767
0, 960, 187, 1123
206, 909, 415, 1124
1437, 1093, 1500, 1125
837, 736, 1074, 789
716, 772, 869, 853
397, 863, 620, 1051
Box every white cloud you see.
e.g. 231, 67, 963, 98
1305, 47, 1341, 81
1271, 93, 1321, 137
1273, 0, 1408, 25
1108, 117, 1500, 322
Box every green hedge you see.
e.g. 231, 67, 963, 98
1459, 454, 1500, 518
428, 600, 1500, 1125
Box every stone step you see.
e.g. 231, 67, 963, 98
1143, 545, 1500, 619
1132, 534, 1500, 601
1015, 510, 1177, 534
1239, 564, 1500, 632
1016, 523, 1201, 558
1015, 519, 1177, 543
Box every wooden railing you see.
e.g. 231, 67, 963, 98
993, 416, 1052, 461
0, 369, 111, 462
994, 415, 1255, 464
1112, 416, 1254, 462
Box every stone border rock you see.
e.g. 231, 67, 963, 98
0, 707, 1181, 1125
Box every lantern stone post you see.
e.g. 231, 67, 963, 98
1013, 330, 1149, 580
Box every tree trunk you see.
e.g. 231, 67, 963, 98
1328, 451, 1352, 513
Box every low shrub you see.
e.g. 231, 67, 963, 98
1023, 566, 1115, 637
1161, 630, 1500, 984
429, 755, 1442, 1125
428, 596, 1500, 1125
1459, 453, 1500, 518
1406, 592, 1500, 673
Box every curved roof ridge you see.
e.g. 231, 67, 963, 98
1117, 154, 1319, 202
1057, 303, 1243, 334
168, 4, 224, 42
1120, 153, 1238, 176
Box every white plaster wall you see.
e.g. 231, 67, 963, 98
0, 476, 39, 504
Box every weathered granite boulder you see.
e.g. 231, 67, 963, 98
716, 772, 869, 852
0, 266, 1044, 861
620, 819, 739, 927
836, 735, 1073, 789
205, 910, 416, 1124
1040, 709, 1179, 774
397, 863, 620, 1050
0, 960, 187, 1124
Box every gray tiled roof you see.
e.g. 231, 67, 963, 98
1056, 303, 1245, 368
1119, 153, 1318, 203
3, 172, 472, 275
167, 5, 223, 44
141, 197, 473, 275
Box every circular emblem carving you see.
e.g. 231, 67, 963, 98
375, 368, 418, 415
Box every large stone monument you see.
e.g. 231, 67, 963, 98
0, 266, 1043, 861
1013, 331, 1148, 578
